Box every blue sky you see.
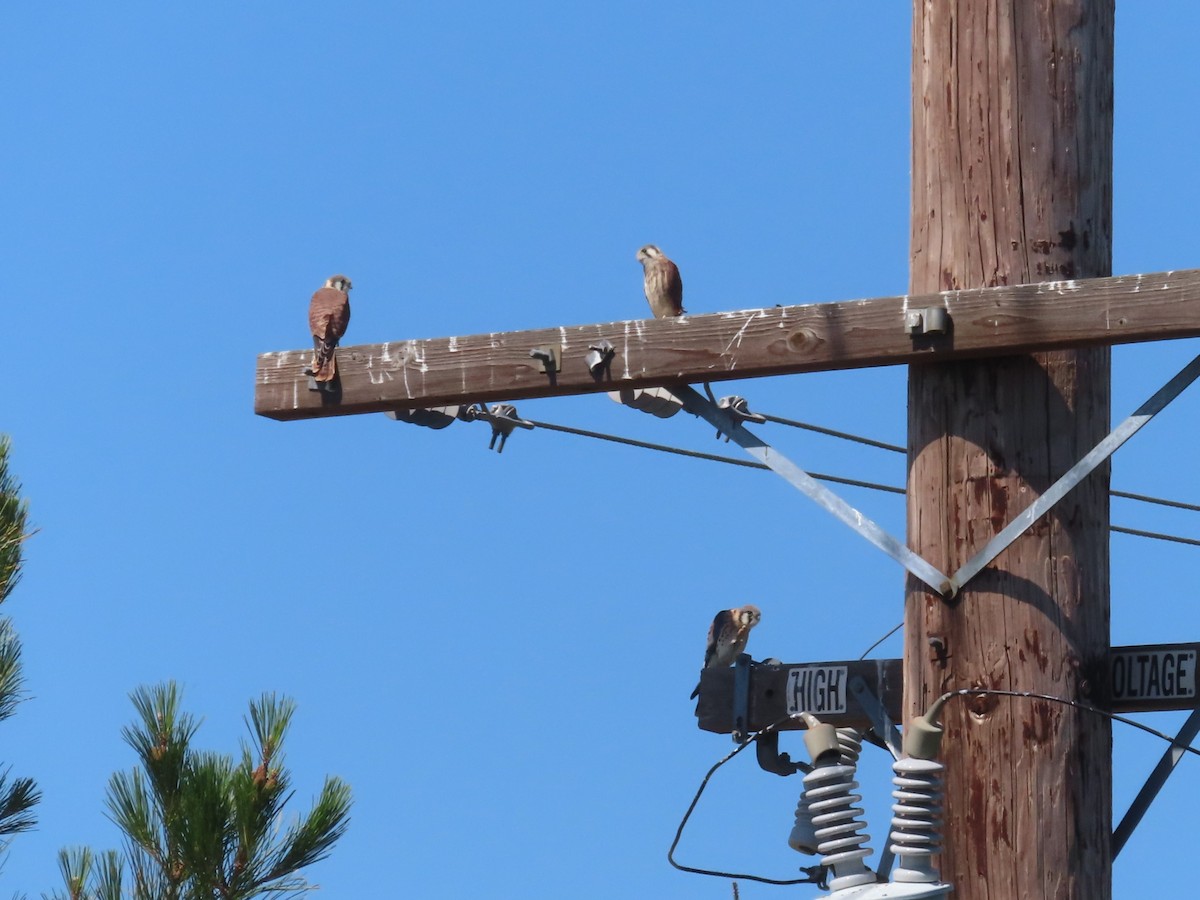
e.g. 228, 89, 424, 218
4, 3, 1200, 897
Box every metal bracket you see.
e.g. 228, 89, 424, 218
714, 396, 766, 440
675, 384, 953, 597
732, 653, 753, 744
585, 340, 615, 379
1113, 705, 1200, 857
754, 729, 807, 777
904, 306, 951, 336
529, 346, 561, 385
948, 352, 1200, 595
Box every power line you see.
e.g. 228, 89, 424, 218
757, 412, 906, 454
522, 419, 906, 495
521, 417, 1199, 547
456, 405, 1200, 546
753, 407, 1200, 516
1111, 525, 1200, 548
667, 716, 828, 888
1112, 490, 1200, 514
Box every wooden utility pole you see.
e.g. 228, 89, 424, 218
255, 6, 1200, 896
906, 3, 1113, 898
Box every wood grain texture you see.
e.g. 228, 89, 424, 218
906, 2, 1113, 898
255, 266, 1200, 420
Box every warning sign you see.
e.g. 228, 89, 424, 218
1109, 644, 1199, 712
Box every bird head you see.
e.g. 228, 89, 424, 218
325, 274, 353, 292
636, 245, 664, 267
737, 605, 761, 628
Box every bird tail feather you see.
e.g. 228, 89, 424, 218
312, 343, 338, 382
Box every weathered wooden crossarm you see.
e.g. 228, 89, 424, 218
695, 643, 1200, 735
255, 267, 1200, 421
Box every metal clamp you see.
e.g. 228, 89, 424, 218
464, 403, 534, 453
904, 306, 951, 336
714, 396, 766, 441
529, 347, 561, 386
732, 653, 753, 744
585, 340, 615, 379
755, 729, 807, 777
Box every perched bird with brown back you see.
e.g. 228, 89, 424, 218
636, 244, 685, 319
308, 274, 352, 382
690, 604, 761, 699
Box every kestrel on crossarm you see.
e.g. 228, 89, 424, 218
690, 604, 761, 699
308, 274, 352, 382
636, 244, 684, 318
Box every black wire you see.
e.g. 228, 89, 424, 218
482, 412, 1200, 547
758, 412, 906, 454
859, 622, 903, 660
754, 409, 1200, 516
522, 418, 905, 495
937, 688, 1200, 758
1112, 490, 1200, 514
526, 418, 1196, 545
1111, 525, 1200, 547
671, 686, 1200, 888
668, 716, 826, 887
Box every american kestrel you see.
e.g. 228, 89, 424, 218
308, 274, 352, 382
690, 604, 761, 699
636, 244, 684, 318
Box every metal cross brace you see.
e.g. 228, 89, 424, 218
1112, 705, 1200, 858
947, 352, 1200, 595
673, 385, 953, 595
849, 676, 904, 761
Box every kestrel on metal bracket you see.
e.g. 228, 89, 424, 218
636, 244, 685, 318
690, 604, 761, 699
308, 274, 352, 382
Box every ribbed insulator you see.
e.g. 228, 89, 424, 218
889, 756, 945, 884
835, 728, 863, 766
788, 793, 818, 855
802, 761, 875, 892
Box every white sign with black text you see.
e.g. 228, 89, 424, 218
786, 665, 849, 716
1110, 646, 1197, 707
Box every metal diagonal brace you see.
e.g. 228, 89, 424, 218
848, 676, 904, 761
1112, 705, 1200, 858
674, 385, 953, 596
948, 353, 1200, 596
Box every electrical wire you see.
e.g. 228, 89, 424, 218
1112, 490, 1200, 514
859, 622, 903, 660
521, 418, 906, 495
667, 715, 826, 888
757, 412, 905, 454
521, 417, 1198, 546
753, 408, 1200, 517
461, 405, 1200, 547
935, 687, 1200, 759
1111, 525, 1200, 547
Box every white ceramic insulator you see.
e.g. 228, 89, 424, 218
803, 762, 875, 892
889, 756, 945, 884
